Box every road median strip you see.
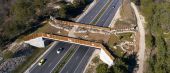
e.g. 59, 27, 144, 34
91, 0, 112, 24
52, 45, 80, 73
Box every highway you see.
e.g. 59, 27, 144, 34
79, 0, 109, 24
59, 46, 95, 73
29, 41, 95, 73
95, 0, 122, 27
29, 42, 75, 73
79, 0, 121, 27
27, 0, 122, 72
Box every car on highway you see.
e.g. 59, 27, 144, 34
57, 48, 63, 54
113, 6, 115, 8
38, 59, 46, 66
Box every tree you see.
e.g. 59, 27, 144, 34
96, 64, 109, 73
33, 0, 47, 9
11, 0, 35, 23
110, 59, 128, 73
58, 6, 67, 18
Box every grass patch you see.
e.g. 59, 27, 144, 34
163, 32, 170, 39
53, 47, 76, 73
13, 47, 46, 73
3, 50, 14, 60
35, 23, 50, 33
107, 34, 124, 57
112, 46, 124, 57
115, 20, 130, 25
108, 34, 120, 47
92, 56, 100, 64
117, 32, 133, 42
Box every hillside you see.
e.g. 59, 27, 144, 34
136, 0, 170, 73
0, 0, 91, 50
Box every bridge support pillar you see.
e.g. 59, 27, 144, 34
99, 49, 114, 66
24, 37, 45, 48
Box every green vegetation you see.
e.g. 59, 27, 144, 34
96, 64, 109, 73
0, 0, 49, 50
102, 32, 137, 73
108, 34, 120, 47
13, 47, 46, 73
3, 50, 14, 59
133, 0, 170, 73
118, 32, 133, 42
115, 20, 130, 25
107, 34, 124, 57
96, 53, 137, 73
0, 0, 92, 51
92, 56, 100, 64
53, 47, 76, 73
113, 46, 124, 57
109, 59, 128, 73
163, 32, 170, 39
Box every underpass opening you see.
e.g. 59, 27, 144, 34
24, 33, 114, 66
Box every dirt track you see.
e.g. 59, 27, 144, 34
131, 2, 146, 73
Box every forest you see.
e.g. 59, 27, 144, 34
0, 0, 90, 50
139, 0, 170, 73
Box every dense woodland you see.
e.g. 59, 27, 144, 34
0, 0, 91, 50
137, 0, 170, 73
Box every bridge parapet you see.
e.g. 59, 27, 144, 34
25, 33, 114, 66
49, 18, 136, 35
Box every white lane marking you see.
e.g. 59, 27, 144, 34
90, 0, 110, 24
25, 41, 58, 73
59, 45, 81, 73
48, 63, 52, 67
103, 0, 121, 27
49, 44, 75, 73
76, 0, 98, 22
73, 47, 90, 73
50, 44, 80, 73
94, 0, 115, 25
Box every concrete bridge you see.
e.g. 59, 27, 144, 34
24, 33, 114, 66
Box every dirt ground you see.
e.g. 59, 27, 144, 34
36, 24, 69, 36
85, 56, 103, 73
114, 0, 137, 29
75, 32, 110, 43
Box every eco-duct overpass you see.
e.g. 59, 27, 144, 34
24, 33, 114, 66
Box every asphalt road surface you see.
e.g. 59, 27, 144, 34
79, 0, 109, 24
29, 42, 75, 73
59, 46, 95, 73
95, 0, 122, 27
29, 42, 95, 73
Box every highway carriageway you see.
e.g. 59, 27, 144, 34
29, 41, 95, 73
79, 0, 110, 24
25, 33, 114, 73
79, 0, 122, 27
95, 0, 122, 27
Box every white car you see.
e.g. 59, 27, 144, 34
113, 6, 115, 8
57, 48, 63, 54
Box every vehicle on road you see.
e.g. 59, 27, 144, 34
38, 59, 46, 66
57, 48, 63, 54
113, 6, 115, 8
